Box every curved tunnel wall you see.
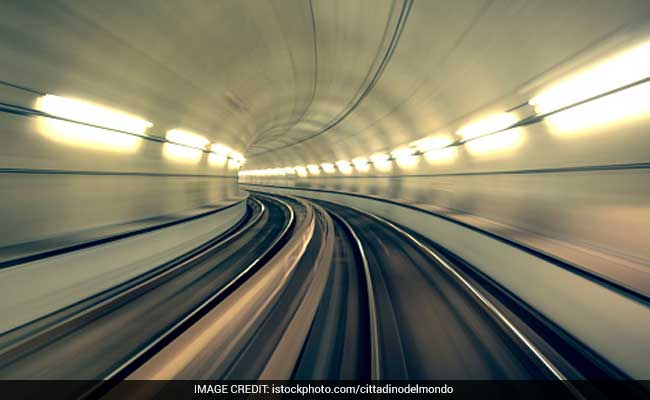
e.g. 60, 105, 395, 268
243, 184, 650, 379
241, 103, 650, 268
237, 0, 650, 272
1, 1, 648, 269
1, 83, 242, 247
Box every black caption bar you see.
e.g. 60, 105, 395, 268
1, 380, 649, 400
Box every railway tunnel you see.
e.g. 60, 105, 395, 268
1, 0, 649, 398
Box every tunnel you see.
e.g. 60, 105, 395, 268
1, 0, 649, 398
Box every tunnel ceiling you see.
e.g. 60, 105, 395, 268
3, 0, 649, 168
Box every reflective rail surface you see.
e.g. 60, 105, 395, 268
0, 191, 647, 400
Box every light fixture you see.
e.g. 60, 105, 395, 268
390, 146, 416, 159
352, 157, 370, 172
457, 113, 517, 141
411, 135, 453, 152
227, 158, 241, 170
424, 147, 458, 164
546, 81, 650, 133
391, 147, 419, 169
465, 128, 522, 155
37, 94, 153, 133
163, 129, 208, 162
295, 166, 308, 177
306, 164, 320, 175
370, 152, 392, 172
165, 129, 209, 148
35, 94, 151, 152
321, 163, 336, 173
208, 143, 229, 166
211, 143, 231, 155
529, 41, 650, 114
335, 160, 353, 174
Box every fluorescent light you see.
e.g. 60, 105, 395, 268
260, 168, 280, 176
370, 153, 389, 163
163, 129, 208, 162
370, 153, 392, 172
35, 95, 151, 152
335, 160, 353, 174
411, 136, 453, 152
391, 146, 416, 159
284, 167, 296, 174
352, 157, 370, 172
162, 143, 202, 162
465, 128, 522, 155
295, 166, 308, 177
546, 81, 650, 133
166, 129, 209, 148
209, 143, 244, 167
321, 163, 336, 173
306, 164, 320, 175
530, 41, 650, 114
211, 143, 231, 155
424, 147, 457, 164
37, 94, 152, 133
392, 147, 418, 169
208, 144, 229, 166
208, 153, 228, 166
352, 157, 368, 167
457, 113, 517, 141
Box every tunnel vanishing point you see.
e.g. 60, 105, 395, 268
1, 1, 650, 399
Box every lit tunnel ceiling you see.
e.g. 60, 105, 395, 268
3, 0, 649, 167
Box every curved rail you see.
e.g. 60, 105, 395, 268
91, 195, 296, 388
327, 210, 381, 380
242, 183, 650, 304
336, 202, 568, 379
126, 194, 316, 381
0, 199, 260, 358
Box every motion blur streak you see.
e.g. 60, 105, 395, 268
457, 113, 517, 141
529, 41, 650, 113
1, 0, 650, 396
34, 95, 151, 152
465, 128, 523, 155
162, 142, 203, 162
423, 146, 457, 164
36, 95, 153, 133
165, 129, 210, 148
546, 81, 650, 133
35, 117, 142, 153
369, 153, 392, 172
208, 152, 228, 167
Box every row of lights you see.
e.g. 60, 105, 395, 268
241, 40, 650, 177
35, 94, 245, 167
